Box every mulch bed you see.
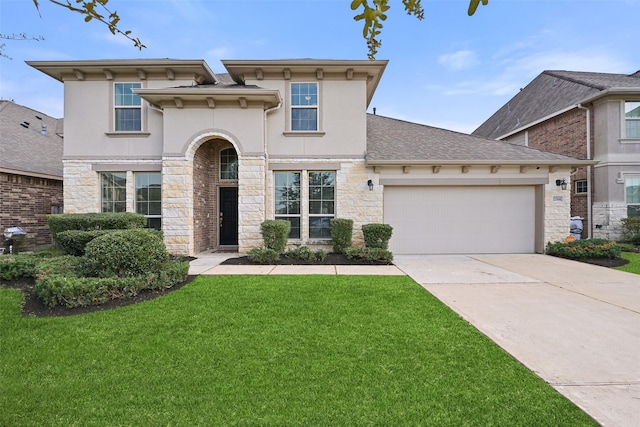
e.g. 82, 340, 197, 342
1, 253, 629, 318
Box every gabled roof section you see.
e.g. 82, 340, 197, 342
367, 114, 591, 166
222, 59, 388, 107
473, 70, 640, 140
27, 59, 217, 85
0, 101, 63, 179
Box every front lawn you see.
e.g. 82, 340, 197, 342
615, 251, 640, 274
0, 275, 595, 426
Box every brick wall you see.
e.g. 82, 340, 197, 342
528, 108, 593, 237
0, 172, 63, 252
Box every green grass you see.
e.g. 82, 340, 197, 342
615, 251, 640, 274
1, 275, 595, 426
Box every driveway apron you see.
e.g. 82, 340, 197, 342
394, 254, 640, 427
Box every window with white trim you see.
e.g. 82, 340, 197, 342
308, 171, 335, 239
575, 180, 588, 194
625, 101, 640, 138
275, 172, 301, 239
101, 172, 126, 213
135, 172, 162, 230
626, 176, 640, 217
114, 83, 142, 131
291, 82, 318, 131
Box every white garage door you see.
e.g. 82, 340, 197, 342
384, 186, 536, 254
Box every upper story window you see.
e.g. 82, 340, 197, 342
625, 101, 640, 138
626, 176, 640, 217
115, 83, 142, 131
220, 148, 238, 180
101, 172, 126, 213
291, 82, 318, 131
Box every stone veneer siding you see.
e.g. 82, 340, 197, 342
592, 202, 626, 241
0, 171, 63, 251
545, 171, 574, 246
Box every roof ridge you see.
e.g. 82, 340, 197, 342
542, 70, 608, 91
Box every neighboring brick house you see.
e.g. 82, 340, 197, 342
473, 70, 640, 240
28, 59, 590, 255
0, 101, 63, 251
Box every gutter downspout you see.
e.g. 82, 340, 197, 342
577, 103, 592, 238
263, 101, 282, 221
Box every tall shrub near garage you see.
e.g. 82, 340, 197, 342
362, 223, 393, 250
330, 218, 353, 254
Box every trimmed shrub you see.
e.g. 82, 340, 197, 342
34, 259, 189, 309
80, 229, 169, 278
283, 246, 329, 262
56, 230, 113, 256
362, 223, 393, 250
48, 212, 146, 242
631, 233, 640, 246
247, 247, 280, 264
260, 220, 291, 252
330, 218, 353, 254
622, 218, 640, 242
0, 255, 38, 281
546, 238, 622, 260
345, 247, 394, 264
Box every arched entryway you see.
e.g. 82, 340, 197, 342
193, 138, 238, 253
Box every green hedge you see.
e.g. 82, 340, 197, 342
621, 218, 640, 242
546, 238, 622, 260
34, 260, 189, 308
330, 218, 353, 254
260, 220, 291, 252
80, 229, 169, 278
283, 246, 327, 262
0, 255, 38, 281
55, 230, 113, 256
345, 247, 394, 264
362, 223, 393, 250
247, 248, 280, 264
48, 212, 146, 242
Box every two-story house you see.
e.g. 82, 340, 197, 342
473, 70, 640, 240
28, 59, 591, 255
0, 100, 63, 251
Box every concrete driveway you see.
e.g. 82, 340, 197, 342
394, 254, 640, 427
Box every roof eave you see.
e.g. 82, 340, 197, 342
365, 159, 596, 167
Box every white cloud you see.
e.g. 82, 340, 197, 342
437, 50, 479, 71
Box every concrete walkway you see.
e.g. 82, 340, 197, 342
189, 252, 640, 426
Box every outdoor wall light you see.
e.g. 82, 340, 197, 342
555, 179, 567, 190
367, 179, 374, 191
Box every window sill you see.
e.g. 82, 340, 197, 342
619, 138, 640, 144
105, 132, 151, 138
283, 131, 326, 137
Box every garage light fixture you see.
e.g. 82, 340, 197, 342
367, 179, 374, 191
555, 179, 567, 190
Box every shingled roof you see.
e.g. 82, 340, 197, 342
0, 101, 63, 179
366, 114, 589, 166
473, 69, 640, 140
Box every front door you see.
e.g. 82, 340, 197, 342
219, 187, 238, 246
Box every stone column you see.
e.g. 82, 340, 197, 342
162, 157, 194, 255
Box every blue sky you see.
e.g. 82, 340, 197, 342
1, 0, 638, 133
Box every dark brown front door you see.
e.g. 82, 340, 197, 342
219, 187, 238, 246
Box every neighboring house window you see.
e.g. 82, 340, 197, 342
626, 176, 640, 217
101, 172, 126, 213
575, 180, 588, 194
135, 172, 162, 230
275, 172, 301, 239
220, 148, 238, 180
308, 171, 335, 239
291, 82, 318, 131
115, 83, 142, 131
626, 101, 640, 138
